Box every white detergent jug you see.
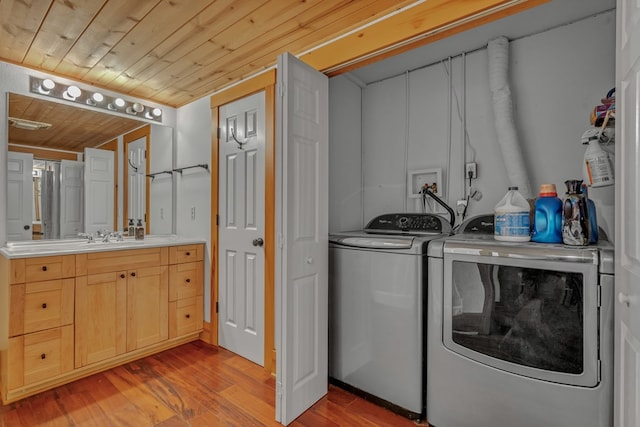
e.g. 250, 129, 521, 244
494, 186, 531, 242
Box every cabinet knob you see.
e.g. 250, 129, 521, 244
131, 272, 136, 277
42, 266, 47, 271
41, 303, 47, 309
186, 278, 191, 283
120, 274, 126, 279
41, 353, 46, 360
186, 252, 191, 256
185, 314, 191, 319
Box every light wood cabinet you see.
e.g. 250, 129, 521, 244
168, 245, 204, 339
169, 260, 203, 338
125, 265, 168, 351
75, 248, 169, 366
0, 255, 76, 398
0, 243, 204, 404
75, 271, 127, 367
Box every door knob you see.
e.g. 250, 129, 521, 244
618, 292, 634, 307
252, 238, 264, 247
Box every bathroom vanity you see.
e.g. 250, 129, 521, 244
0, 236, 205, 404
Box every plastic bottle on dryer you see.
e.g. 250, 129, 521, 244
581, 183, 599, 244
531, 184, 563, 243
494, 187, 531, 242
583, 132, 614, 188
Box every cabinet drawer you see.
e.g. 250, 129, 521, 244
169, 244, 204, 264
169, 296, 203, 338
7, 325, 74, 390
10, 279, 74, 336
77, 247, 168, 275
10, 255, 76, 284
169, 261, 203, 301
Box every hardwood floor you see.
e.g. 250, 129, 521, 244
0, 341, 424, 426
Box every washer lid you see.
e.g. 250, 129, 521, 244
332, 236, 415, 249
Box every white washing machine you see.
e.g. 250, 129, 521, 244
329, 213, 452, 420
427, 214, 614, 427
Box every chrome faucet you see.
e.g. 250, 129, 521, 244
102, 231, 123, 242
78, 232, 94, 242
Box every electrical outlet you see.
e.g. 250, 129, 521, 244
191, 206, 196, 220
465, 162, 477, 179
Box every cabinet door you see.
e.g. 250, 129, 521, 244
75, 272, 127, 368
126, 266, 168, 352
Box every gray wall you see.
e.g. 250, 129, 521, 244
328, 11, 616, 238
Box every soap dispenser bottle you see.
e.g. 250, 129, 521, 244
135, 219, 145, 240
128, 219, 135, 237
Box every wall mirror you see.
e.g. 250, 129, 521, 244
7, 92, 174, 241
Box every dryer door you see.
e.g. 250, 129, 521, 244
442, 244, 600, 387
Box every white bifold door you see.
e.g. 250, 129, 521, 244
615, 0, 640, 425
7, 151, 33, 241
275, 52, 329, 425
59, 160, 84, 239
84, 148, 114, 235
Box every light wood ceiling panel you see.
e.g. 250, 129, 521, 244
8, 93, 143, 153
0, 0, 418, 107
0, 0, 546, 107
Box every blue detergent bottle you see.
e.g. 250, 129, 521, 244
532, 183, 563, 243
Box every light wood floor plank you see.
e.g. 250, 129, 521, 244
0, 341, 424, 426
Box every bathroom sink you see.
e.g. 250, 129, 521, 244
1, 235, 202, 258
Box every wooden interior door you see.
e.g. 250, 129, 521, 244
218, 91, 266, 366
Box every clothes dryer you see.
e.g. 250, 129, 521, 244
427, 214, 614, 427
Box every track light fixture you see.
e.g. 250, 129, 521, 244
86, 92, 105, 106
37, 78, 56, 94
63, 85, 81, 100
126, 102, 144, 115
29, 76, 163, 123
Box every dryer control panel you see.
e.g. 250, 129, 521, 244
364, 213, 452, 235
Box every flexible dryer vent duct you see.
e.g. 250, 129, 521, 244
488, 36, 532, 199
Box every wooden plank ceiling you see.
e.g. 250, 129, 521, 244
0, 0, 420, 108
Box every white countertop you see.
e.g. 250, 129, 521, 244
0, 235, 206, 258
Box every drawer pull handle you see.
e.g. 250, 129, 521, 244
186, 252, 191, 256
41, 353, 46, 360
42, 303, 47, 309
120, 274, 126, 279
185, 314, 191, 319
42, 266, 47, 271
186, 278, 191, 283
131, 272, 136, 277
